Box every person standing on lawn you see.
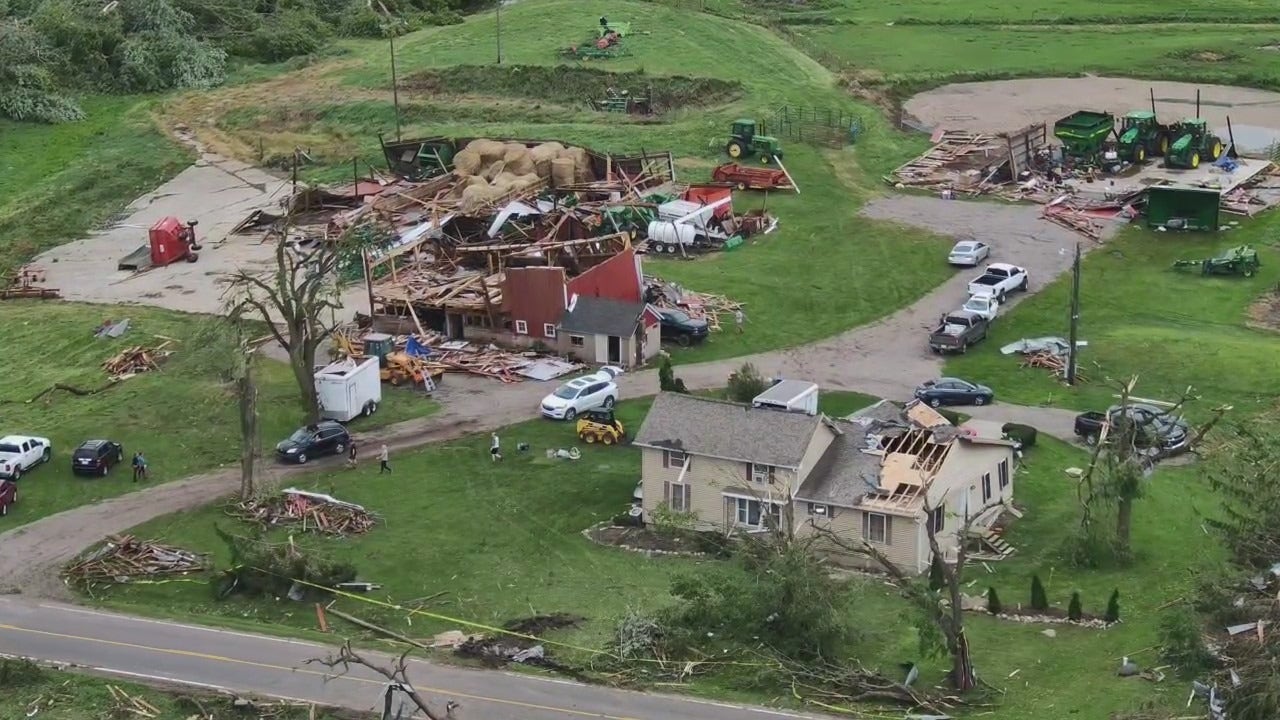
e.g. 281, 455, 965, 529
132, 451, 148, 483
734, 309, 746, 334
490, 432, 503, 462
378, 444, 390, 474
347, 441, 358, 469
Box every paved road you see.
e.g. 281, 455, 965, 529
0, 597, 829, 720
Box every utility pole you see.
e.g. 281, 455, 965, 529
389, 34, 402, 141
496, 1, 503, 64
1066, 242, 1082, 386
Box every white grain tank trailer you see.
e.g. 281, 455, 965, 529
315, 356, 383, 422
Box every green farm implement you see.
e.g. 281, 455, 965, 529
725, 119, 783, 164
1115, 90, 1171, 163
561, 16, 631, 60
1053, 110, 1116, 167
1164, 90, 1225, 170
590, 86, 652, 115
1172, 245, 1260, 277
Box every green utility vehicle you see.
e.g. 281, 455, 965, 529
725, 119, 783, 164
1053, 110, 1116, 166
1172, 245, 1260, 278
1165, 118, 1224, 169
1116, 111, 1170, 162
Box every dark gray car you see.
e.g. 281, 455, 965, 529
914, 378, 994, 407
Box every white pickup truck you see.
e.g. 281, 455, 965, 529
966, 263, 1029, 302
961, 293, 1000, 322
0, 435, 52, 480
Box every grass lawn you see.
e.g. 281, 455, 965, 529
945, 214, 1280, 416
99, 395, 1215, 718
0, 303, 434, 527
741, 0, 1280, 24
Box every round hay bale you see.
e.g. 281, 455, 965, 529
493, 171, 521, 188
514, 173, 542, 189
503, 142, 528, 156
503, 147, 535, 176
460, 184, 500, 214
557, 146, 593, 183
530, 142, 565, 163
466, 174, 489, 188
533, 158, 553, 180
551, 157, 576, 188
465, 139, 506, 162
452, 149, 482, 177
483, 160, 508, 181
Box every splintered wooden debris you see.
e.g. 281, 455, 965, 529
63, 535, 207, 585
230, 490, 378, 536
103, 342, 175, 380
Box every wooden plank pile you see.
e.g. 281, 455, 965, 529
106, 684, 163, 717
644, 275, 743, 332
230, 491, 377, 536
1041, 204, 1103, 240
63, 534, 207, 585
103, 341, 175, 381
1, 264, 60, 300
888, 131, 1008, 193
334, 325, 564, 383
1019, 350, 1089, 383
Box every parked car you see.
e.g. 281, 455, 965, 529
71, 439, 125, 477
948, 240, 991, 267
1073, 404, 1190, 455
275, 420, 351, 464
656, 308, 710, 347
540, 371, 619, 421
914, 378, 994, 407
928, 310, 989, 354
0, 435, 52, 481
966, 263, 1029, 302
0, 480, 16, 517
961, 293, 1000, 322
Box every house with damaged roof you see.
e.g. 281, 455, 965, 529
632, 390, 1019, 573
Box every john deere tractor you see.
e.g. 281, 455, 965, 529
1165, 118, 1224, 169
726, 119, 783, 164
1116, 111, 1170, 163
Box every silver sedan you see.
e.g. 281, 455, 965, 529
948, 240, 990, 266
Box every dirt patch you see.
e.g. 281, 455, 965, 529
1167, 49, 1242, 63
587, 524, 710, 554
903, 77, 1280, 135
402, 65, 741, 112
1247, 286, 1280, 332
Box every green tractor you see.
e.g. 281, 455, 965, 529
726, 119, 783, 164
1165, 118, 1224, 170
1172, 245, 1260, 278
1116, 111, 1170, 163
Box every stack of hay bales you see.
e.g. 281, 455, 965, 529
451, 139, 596, 212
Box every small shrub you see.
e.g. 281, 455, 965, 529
727, 362, 766, 403
1158, 607, 1214, 676
986, 586, 1002, 615
611, 607, 664, 659
1067, 591, 1083, 621
659, 356, 677, 391
1105, 589, 1121, 623
928, 556, 945, 591
1030, 574, 1048, 611
1002, 422, 1038, 448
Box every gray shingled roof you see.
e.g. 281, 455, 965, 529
797, 419, 884, 507
560, 297, 645, 337
633, 392, 822, 467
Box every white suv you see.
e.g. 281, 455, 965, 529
540, 368, 621, 421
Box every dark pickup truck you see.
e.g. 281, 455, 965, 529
1074, 404, 1192, 455
928, 310, 989, 354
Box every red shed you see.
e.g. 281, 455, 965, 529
502, 266, 568, 339
567, 247, 642, 304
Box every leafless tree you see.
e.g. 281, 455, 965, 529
224, 230, 346, 423
232, 326, 260, 500
307, 641, 454, 720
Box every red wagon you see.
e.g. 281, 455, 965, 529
711, 163, 795, 192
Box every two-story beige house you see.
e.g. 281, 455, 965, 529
632, 392, 1019, 574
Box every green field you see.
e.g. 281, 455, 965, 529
0, 303, 434, 526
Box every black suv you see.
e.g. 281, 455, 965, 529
275, 420, 351, 464
72, 439, 125, 477
656, 308, 710, 347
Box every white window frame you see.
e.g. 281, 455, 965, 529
807, 502, 830, 517
863, 512, 890, 544
981, 472, 992, 502
663, 449, 687, 469
751, 463, 775, 485
514, 320, 528, 335
998, 459, 1010, 489
732, 496, 780, 529
569, 334, 585, 347
666, 481, 691, 512
930, 505, 945, 534
544, 323, 557, 338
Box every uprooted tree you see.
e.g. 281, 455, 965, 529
224, 226, 350, 423
308, 641, 454, 720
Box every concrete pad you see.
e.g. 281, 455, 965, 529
1214, 124, 1280, 158
1066, 157, 1273, 201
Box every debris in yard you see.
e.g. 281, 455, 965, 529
1041, 628, 1057, 638
1001, 336, 1090, 382
643, 274, 743, 332
504, 613, 584, 635
63, 535, 207, 586
229, 488, 377, 536
545, 446, 581, 460
102, 342, 175, 381
1, 265, 60, 300
455, 614, 585, 678
106, 684, 162, 718
94, 318, 131, 339
432, 630, 484, 648
326, 606, 427, 649
333, 325, 582, 384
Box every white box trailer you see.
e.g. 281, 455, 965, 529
315, 356, 382, 422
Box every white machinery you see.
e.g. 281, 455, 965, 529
646, 197, 734, 254
315, 356, 382, 422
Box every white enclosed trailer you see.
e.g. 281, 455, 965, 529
315, 356, 382, 422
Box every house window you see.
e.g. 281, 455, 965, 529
981, 472, 992, 502
733, 497, 780, 528
998, 459, 1010, 490
569, 335, 585, 347
750, 463, 776, 485
544, 324, 557, 338
807, 503, 831, 517
930, 506, 945, 534
663, 450, 688, 469
862, 512, 891, 544
514, 320, 528, 335
665, 482, 691, 512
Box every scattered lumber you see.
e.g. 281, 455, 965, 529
644, 275, 743, 332
230, 489, 377, 536
63, 535, 207, 586
103, 342, 175, 381
1019, 350, 1090, 383
107, 684, 163, 717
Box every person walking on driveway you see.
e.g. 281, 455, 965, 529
490, 432, 503, 462
378, 444, 390, 474
347, 441, 358, 469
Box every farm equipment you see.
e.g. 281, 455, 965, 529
561, 16, 630, 60
1116, 112, 1170, 163
339, 333, 441, 387
117, 217, 201, 271
1165, 118, 1224, 169
576, 410, 625, 445
1053, 110, 1116, 167
1172, 245, 1260, 277
591, 86, 652, 115
712, 163, 795, 191
725, 119, 784, 164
